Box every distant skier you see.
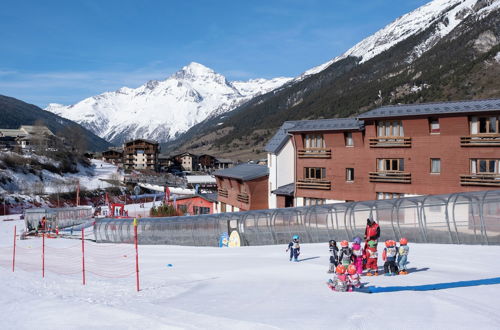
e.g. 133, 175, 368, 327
327, 240, 339, 273
338, 240, 353, 267
327, 265, 348, 292
397, 238, 410, 275
365, 240, 379, 276
382, 240, 399, 276
351, 236, 364, 274
347, 264, 362, 291
286, 235, 300, 262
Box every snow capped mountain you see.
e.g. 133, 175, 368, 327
46, 62, 291, 144
301, 0, 500, 78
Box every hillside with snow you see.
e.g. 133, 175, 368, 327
45, 63, 291, 145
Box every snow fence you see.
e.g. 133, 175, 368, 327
94, 190, 500, 246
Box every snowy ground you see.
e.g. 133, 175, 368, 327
1, 216, 500, 329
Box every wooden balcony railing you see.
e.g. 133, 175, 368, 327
296, 179, 331, 190
460, 135, 500, 147
237, 193, 250, 204
460, 174, 500, 186
298, 148, 332, 158
369, 137, 411, 148
218, 189, 228, 198
369, 171, 411, 183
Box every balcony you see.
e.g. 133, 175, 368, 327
369, 171, 411, 183
218, 189, 228, 198
296, 179, 331, 190
298, 148, 331, 158
460, 135, 500, 147
369, 137, 411, 148
460, 174, 500, 187
237, 193, 250, 204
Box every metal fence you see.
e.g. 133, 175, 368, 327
94, 190, 500, 246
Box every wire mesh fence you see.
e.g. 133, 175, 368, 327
95, 190, 500, 246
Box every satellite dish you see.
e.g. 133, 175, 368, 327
133, 185, 141, 196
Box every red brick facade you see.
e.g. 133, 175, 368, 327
293, 113, 500, 202
216, 176, 269, 211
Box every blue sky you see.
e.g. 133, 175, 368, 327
0, 0, 429, 107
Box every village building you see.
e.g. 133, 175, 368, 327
174, 152, 198, 172
102, 147, 123, 165
174, 193, 218, 215
0, 125, 58, 151
213, 163, 269, 212
123, 139, 159, 171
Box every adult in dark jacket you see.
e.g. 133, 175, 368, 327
363, 218, 380, 254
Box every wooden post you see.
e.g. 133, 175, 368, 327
134, 218, 140, 292
82, 228, 86, 285
12, 225, 16, 272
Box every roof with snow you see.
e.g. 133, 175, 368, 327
358, 99, 500, 119
213, 163, 268, 181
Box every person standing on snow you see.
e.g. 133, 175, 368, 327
364, 218, 380, 252
286, 235, 301, 262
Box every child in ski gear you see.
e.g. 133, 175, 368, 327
382, 240, 398, 276
286, 235, 300, 261
327, 240, 339, 273
347, 264, 361, 291
327, 265, 348, 292
397, 237, 410, 275
351, 237, 364, 274
338, 240, 353, 267
365, 240, 378, 276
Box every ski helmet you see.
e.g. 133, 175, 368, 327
347, 264, 357, 275
353, 236, 362, 244
292, 235, 299, 240
340, 240, 349, 248
384, 240, 391, 247
400, 237, 408, 245
329, 239, 336, 246
367, 240, 377, 248
335, 265, 346, 274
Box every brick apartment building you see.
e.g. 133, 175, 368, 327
266, 98, 500, 207
214, 164, 269, 212
123, 139, 159, 170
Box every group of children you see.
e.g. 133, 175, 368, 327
327, 236, 410, 291
286, 235, 410, 292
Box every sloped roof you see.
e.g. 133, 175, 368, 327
358, 98, 500, 119
286, 118, 364, 132
213, 163, 269, 181
264, 121, 300, 154
272, 183, 295, 196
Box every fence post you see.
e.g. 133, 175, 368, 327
134, 218, 140, 292
12, 225, 16, 272
82, 228, 86, 285
42, 232, 45, 278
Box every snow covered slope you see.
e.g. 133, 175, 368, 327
46, 63, 291, 145
1, 217, 499, 330
302, 0, 500, 77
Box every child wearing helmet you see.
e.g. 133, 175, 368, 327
327, 240, 339, 273
382, 240, 399, 276
397, 238, 410, 275
347, 264, 362, 291
351, 237, 364, 275
338, 240, 353, 267
286, 235, 301, 262
364, 240, 379, 276
327, 265, 348, 292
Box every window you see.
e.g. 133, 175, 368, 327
304, 197, 325, 206
344, 132, 354, 146
304, 167, 326, 179
304, 134, 325, 149
346, 168, 354, 181
377, 158, 404, 171
470, 116, 499, 135
193, 206, 210, 215
429, 118, 440, 134
377, 120, 404, 137
376, 192, 404, 200
471, 159, 499, 174
431, 159, 441, 174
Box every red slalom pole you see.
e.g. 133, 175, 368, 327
42, 232, 45, 278
82, 228, 86, 285
12, 225, 16, 272
134, 218, 140, 292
